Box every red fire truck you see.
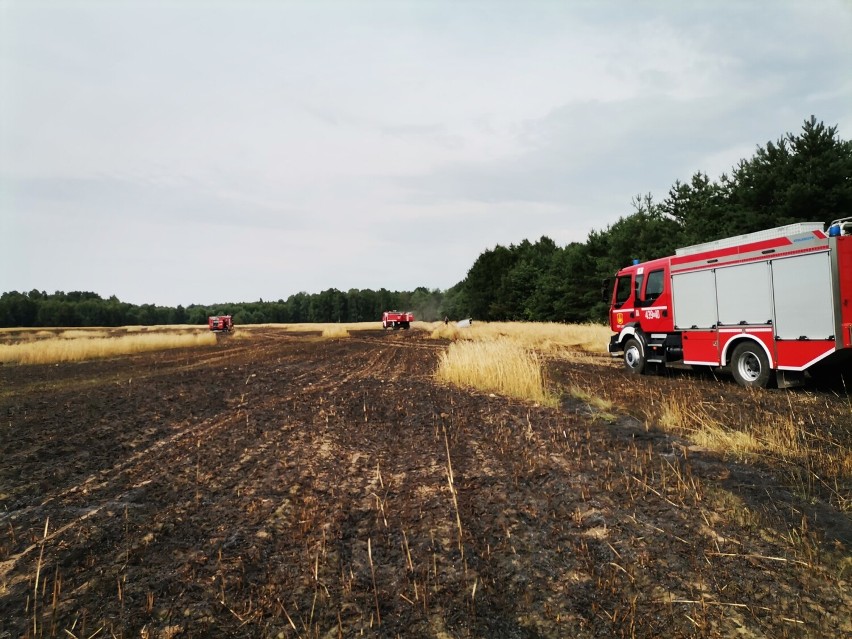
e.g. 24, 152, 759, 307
382, 310, 414, 330
208, 315, 234, 332
606, 219, 852, 387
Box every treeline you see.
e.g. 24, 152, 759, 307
2, 117, 850, 328
0, 287, 444, 328
444, 116, 852, 323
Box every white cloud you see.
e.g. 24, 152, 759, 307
1, 0, 851, 305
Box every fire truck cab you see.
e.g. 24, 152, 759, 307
208, 315, 234, 332
607, 220, 852, 387
382, 310, 414, 330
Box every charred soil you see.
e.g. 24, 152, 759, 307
1, 329, 850, 638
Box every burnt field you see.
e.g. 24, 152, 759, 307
1, 328, 850, 638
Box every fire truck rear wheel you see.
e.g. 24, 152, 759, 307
730, 341, 772, 388
623, 338, 646, 375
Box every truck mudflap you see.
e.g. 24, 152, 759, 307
608, 324, 643, 356
608, 335, 622, 355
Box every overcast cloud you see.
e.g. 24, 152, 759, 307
1, 0, 851, 306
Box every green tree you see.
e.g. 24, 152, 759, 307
729, 116, 852, 232
438, 282, 467, 320
662, 172, 730, 246
464, 244, 517, 320
782, 116, 852, 225
0, 291, 37, 326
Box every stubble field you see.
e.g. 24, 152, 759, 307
1, 327, 850, 638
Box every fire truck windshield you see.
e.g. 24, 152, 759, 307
614, 275, 632, 308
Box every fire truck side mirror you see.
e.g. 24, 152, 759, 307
601, 279, 611, 303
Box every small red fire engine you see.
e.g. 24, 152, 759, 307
606, 219, 852, 387
382, 310, 414, 330
208, 315, 234, 333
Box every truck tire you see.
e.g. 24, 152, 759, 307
730, 341, 773, 388
623, 337, 646, 375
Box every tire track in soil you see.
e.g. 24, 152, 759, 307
2, 330, 849, 639
0, 338, 298, 568
0, 333, 437, 592
141, 336, 441, 636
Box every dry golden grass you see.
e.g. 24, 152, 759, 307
124, 324, 202, 333
0, 325, 209, 347
0, 331, 217, 365
0, 327, 51, 333
429, 324, 461, 341
0, 328, 57, 343
435, 339, 558, 407
659, 398, 760, 452
248, 322, 379, 332
430, 321, 610, 355
59, 329, 110, 340
567, 385, 618, 421
243, 320, 439, 334
321, 325, 350, 339
430, 321, 610, 406
657, 393, 852, 509
659, 395, 778, 458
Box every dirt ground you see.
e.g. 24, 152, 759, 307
1, 328, 850, 638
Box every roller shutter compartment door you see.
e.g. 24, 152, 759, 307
716, 262, 772, 326
771, 252, 834, 340
672, 269, 717, 330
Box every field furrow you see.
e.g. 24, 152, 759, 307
1, 328, 849, 638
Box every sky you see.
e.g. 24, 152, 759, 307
1, 1, 851, 307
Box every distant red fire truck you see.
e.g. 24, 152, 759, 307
208, 315, 234, 333
606, 219, 852, 387
382, 310, 414, 330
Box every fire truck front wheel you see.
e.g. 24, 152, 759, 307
623, 338, 647, 375
730, 341, 772, 388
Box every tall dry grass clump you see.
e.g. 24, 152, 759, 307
321, 325, 350, 339
0, 332, 217, 365
435, 339, 557, 407
431, 321, 610, 355
430, 324, 460, 341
